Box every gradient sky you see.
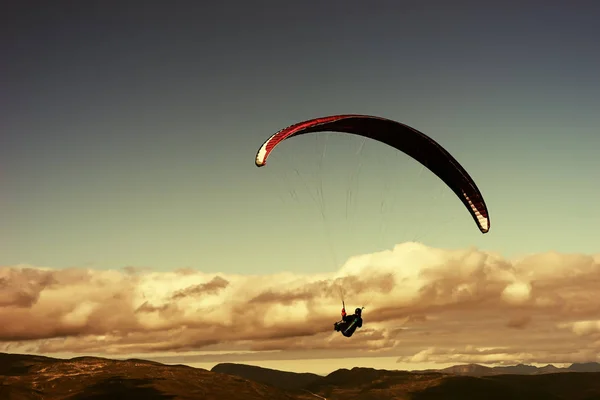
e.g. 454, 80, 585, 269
3, 1, 600, 375
4, 1, 600, 273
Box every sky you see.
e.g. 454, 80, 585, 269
2, 1, 600, 374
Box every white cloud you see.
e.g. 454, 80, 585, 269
1, 242, 599, 366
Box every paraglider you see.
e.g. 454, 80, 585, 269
334, 302, 363, 338
254, 114, 491, 337
254, 114, 490, 234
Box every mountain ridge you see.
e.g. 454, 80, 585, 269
2, 352, 600, 399
423, 361, 600, 376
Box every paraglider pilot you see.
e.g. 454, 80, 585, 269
334, 305, 363, 337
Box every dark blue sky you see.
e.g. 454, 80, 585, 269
3, 1, 600, 272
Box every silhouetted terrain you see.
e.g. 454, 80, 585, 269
3, 352, 600, 399
212, 363, 321, 391
426, 362, 600, 376
301, 367, 600, 400
0, 353, 312, 400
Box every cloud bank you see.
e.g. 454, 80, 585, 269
1, 242, 600, 366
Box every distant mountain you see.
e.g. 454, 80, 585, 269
568, 362, 600, 372
3, 352, 600, 400
436, 363, 495, 376
211, 363, 321, 391
422, 362, 600, 376
538, 364, 563, 374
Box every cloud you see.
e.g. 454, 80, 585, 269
506, 315, 532, 329
1, 242, 600, 366
170, 276, 229, 300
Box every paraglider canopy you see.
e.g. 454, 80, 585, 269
255, 114, 490, 234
